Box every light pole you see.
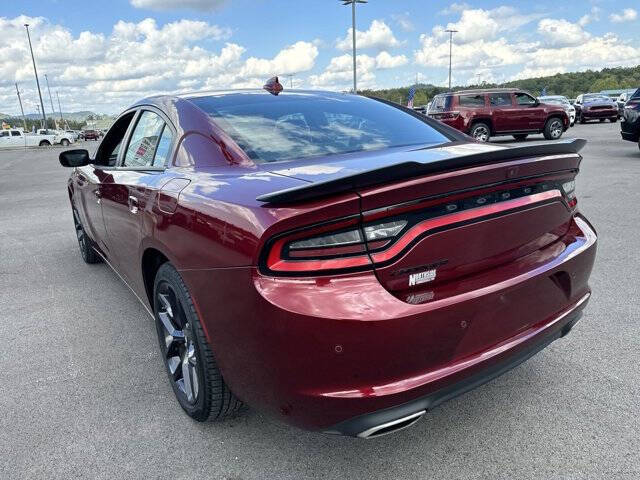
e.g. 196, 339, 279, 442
15, 83, 28, 132
285, 74, 294, 89
56, 92, 66, 129
24, 24, 47, 130
44, 74, 57, 129
341, 0, 367, 93
445, 29, 458, 91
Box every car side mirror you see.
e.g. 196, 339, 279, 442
59, 149, 90, 167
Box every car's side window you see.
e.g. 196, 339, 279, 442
515, 93, 537, 106
123, 111, 168, 168
489, 93, 512, 107
459, 94, 485, 107
0, 131, 8, 138
94, 112, 135, 167
11, 131, 21, 136
152, 125, 174, 167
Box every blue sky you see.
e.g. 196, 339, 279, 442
1, 0, 639, 114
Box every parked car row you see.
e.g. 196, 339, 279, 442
0, 129, 58, 148
427, 88, 570, 142
422, 86, 639, 148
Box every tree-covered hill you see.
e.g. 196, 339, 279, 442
362, 65, 640, 106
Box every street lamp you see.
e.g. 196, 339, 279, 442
24, 24, 47, 130
340, 0, 367, 93
44, 74, 57, 129
445, 29, 458, 91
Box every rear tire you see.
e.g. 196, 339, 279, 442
39, 140, 51, 147
579, 114, 586, 124
72, 208, 101, 264
543, 117, 564, 140
610, 117, 618, 123
61, 139, 70, 146
470, 122, 491, 142
153, 263, 243, 422
512, 134, 528, 141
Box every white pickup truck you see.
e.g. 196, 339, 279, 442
36, 129, 75, 146
0, 129, 57, 148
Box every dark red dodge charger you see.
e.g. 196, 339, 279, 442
60, 85, 597, 438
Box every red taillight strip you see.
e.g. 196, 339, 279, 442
369, 190, 563, 263
266, 236, 371, 272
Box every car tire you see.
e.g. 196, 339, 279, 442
543, 117, 564, 140
39, 140, 51, 147
579, 114, 586, 124
470, 122, 491, 142
61, 139, 70, 146
72, 208, 101, 264
599, 119, 605, 123
610, 117, 618, 123
153, 262, 243, 422
512, 134, 528, 141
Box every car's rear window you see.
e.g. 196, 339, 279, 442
430, 94, 453, 112
188, 92, 449, 163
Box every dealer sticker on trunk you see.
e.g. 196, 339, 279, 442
408, 269, 437, 287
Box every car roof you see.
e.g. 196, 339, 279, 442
452, 88, 523, 95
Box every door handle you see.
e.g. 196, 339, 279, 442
93, 189, 101, 205
128, 195, 139, 214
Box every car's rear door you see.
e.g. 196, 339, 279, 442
100, 108, 176, 289
488, 92, 517, 132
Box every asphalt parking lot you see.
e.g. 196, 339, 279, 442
1, 124, 639, 480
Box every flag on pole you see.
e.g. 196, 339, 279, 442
407, 85, 416, 108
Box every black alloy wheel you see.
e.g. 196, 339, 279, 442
153, 263, 243, 421
72, 208, 101, 264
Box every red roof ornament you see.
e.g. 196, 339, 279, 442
263, 76, 284, 95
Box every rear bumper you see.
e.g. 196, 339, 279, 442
327, 294, 588, 437
181, 215, 597, 433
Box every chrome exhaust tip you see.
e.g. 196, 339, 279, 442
357, 410, 426, 439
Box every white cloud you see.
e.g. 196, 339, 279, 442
414, 5, 640, 82
308, 54, 376, 90
610, 9, 637, 23
240, 41, 318, 77
578, 7, 600, 27
0, 15, 320, 115
537, 18, 590, 47
336, 20, 403, 51
391, 12, 414, 32
130, 0, 227, 11
375, 51, 408, 69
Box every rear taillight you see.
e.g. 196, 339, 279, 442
562, 179, 577, 209
261, 179, 576, 276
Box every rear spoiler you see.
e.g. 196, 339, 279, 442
256, 138, 586, 204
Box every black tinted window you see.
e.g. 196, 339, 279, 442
189, 93, 449, 163
0, 131, 8, 137
459, 94, 485, 107
489, 93, 512, 106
